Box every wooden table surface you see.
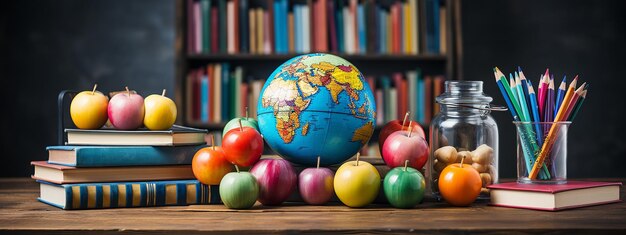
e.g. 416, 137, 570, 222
1, 178, 625, 234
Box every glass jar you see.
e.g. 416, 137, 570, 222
427, 81, 499, 200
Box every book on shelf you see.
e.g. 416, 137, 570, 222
46, 145, 206, 167
65, 125, 207, 146
186, 0, 445, 55
488, 181, 622, 211
32, 161, 196, 184
37, 179, 220, 210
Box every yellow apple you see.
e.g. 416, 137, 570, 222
70, 85, 109, 129
333, 160, 381, 207
143, 90, 177, 130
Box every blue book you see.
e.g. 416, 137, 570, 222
281, 0, 288, 53
380, 76, 391, 123
37, 180, 220, 210
294, 5, 302, 53
335, 1, 344, 53
239, 0, 249, 53
273, 0, 282, 53
416, 71, 425, 123
378, 7, 386, 54
221, 63, 230, 121
201, 75, 209, 122
46, 145, 207, 167
357, 4, 366, 54
425, 0, 440, 53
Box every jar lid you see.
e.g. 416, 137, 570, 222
436, 81, 493, 105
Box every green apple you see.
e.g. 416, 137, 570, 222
383, 161, 426, 209
70, 84, 109, 129
222, 117, 258, 137
219, 168, 259, 209
143, 89, 177, 130
333, 158, 381, 208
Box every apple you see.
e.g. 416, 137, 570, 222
383, 160, 426, 209
222, 107, 259, 137
70, 84, 109, 129
219, 166, 259, 209
378, 112, 425, 155
333, 155, 381, 207
108, 87, 145, 130
222, 123, 264, 167
191, 141, 233, 185
438, 155, 482, 206
143, 89, 177, 130
298, 157, 335, 205
381, 128, 429, 170
250, 159, 297, 206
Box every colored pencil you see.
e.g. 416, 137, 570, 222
496, 67, 523, 120
542, 79, 555, 137
515, 72, 531, 122
568, 84, 588, 121
509, 74, 519, 111
518, 67, 532, 115
529, 75, 578, 179
494, 69, 518, 119
537, 69, 550, 119
526, 80, 543, 146
563, 83, 587, 120
554, 76, 566, 117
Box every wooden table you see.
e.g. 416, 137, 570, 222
1, 178, 625, 234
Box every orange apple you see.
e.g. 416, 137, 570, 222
192, 146, 233, 185
70, 84, 109, 129
438, 156, 482, 206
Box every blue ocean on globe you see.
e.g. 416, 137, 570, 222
257, 53, 376, 166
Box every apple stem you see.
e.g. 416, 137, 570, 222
92, 84, 98, 95
401, 112, 410, 130
460, 155, 466, 168
234, 165, 240, 173
125, 86, 130, 98
316, 156, 320, 169
407, 121, 414, 138
238, 119, 243, 131
211, 134, 215, 151
404, 160, 409, 171
162, 89, 166, 96
356, 152, 360, 166
245, 107, 249, 119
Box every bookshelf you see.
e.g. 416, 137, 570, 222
174, 0, 463, 154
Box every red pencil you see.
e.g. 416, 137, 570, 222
537, 69, 550, 118
563, 82, 587, 120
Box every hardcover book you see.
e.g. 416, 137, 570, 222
47, 145, 206, 167
66, 125, 207, 146
32, 161, 195, 184
37, 180, 220, 210
488, 181, 622, 211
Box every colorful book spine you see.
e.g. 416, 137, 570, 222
201, 74, 209, 122
38, 180, 220, 210
239, 0, 249, 53
221, 63, 230, 121
218, 0, 227, 53
46, 145, 206, 167
201, 0, 211, 53
356, 3, 366, 54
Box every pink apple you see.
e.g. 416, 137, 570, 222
378, 119, 425, 156
382, 130, 429, 170
108, 87, 145, 130
250, 159, 297, 206
298, 163, 335, 205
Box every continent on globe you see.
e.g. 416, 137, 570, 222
257, 53, 377, 166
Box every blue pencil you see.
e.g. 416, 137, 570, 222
554, 76, 566, 117
494, 70, 518, 119
526, 80, 543, 146
515, 73, 531, 122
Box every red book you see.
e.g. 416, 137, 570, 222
234, 0, 240, 53
393, 73, 406, 119
211, 7, 219, 53
488, 181, 622, 211
314, 0, 328, 52
423, 76, 433, 123
240, 83, 249, 117
187, 0, 195, 53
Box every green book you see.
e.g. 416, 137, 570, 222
201, 0, 211, 53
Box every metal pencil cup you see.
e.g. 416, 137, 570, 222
514, 121, 570, 184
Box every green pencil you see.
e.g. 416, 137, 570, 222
496, 67, 524, 121
568, 85, 588, 121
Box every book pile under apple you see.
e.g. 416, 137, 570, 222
34, 86, 214, 209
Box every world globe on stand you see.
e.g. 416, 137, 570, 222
257, 53, 376, 166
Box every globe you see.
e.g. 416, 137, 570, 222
257, 53, 376, 166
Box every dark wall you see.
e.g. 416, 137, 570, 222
1, 0, 175, 177
1, 0, 624, 178
462, 0, 626, 178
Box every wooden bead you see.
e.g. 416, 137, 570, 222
435, 146, 457, 164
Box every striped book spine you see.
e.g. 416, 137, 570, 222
38, 180, 220, 210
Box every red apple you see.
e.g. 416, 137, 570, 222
382, 129, 429, 170
298, 157, 335, 205
192, 146, 233, 185
250, 159, 297, 206
108, 87, 145, 130
378, 113, 425, 155
222, 125, 264, 167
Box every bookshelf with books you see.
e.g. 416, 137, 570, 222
174, 0, 462, 151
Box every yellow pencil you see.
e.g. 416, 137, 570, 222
529, 76, 578, 179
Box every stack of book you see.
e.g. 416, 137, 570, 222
187, 0, 445, 55
32, 126, 220, 210
186, 63, 266, 124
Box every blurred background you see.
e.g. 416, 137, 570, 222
1, 0, 624, 178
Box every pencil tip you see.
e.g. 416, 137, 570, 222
517, 66, 522, 72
